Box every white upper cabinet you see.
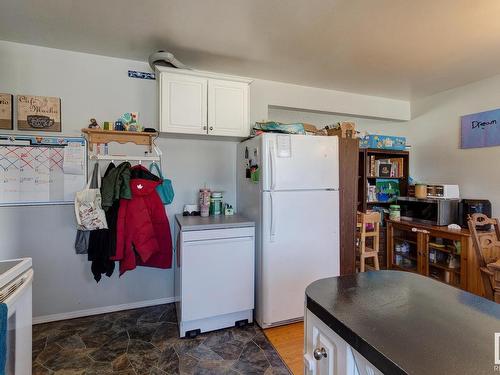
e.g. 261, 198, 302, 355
208, 79, 249, 137
159, 72, 208, 135
158, 67, 251, 137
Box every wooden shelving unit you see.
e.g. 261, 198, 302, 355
387, 219, 470, 291
338, 137, 360, 276
357, 148, 410, 213
81, 128, 158, 152
357, 148, 409, 268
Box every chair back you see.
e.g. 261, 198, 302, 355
468, 213, 500, 300
357, 211, 381, 231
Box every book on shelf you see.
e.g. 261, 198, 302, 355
368, 157, 404, 178
367, 179, 401, 203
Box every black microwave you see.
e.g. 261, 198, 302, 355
396, 197, 459, 226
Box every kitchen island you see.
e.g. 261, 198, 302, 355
304, 271, 500, 375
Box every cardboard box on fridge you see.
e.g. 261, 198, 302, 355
359, 134, 406, 150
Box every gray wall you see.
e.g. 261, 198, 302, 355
0, 41, 237, 319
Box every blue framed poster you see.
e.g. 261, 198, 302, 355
461, 108, 500, 148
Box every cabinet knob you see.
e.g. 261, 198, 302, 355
209, 126, 213, 131
203, 126, 207, 130
313, 347, 327, 360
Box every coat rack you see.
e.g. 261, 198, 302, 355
81, 128, 162, 165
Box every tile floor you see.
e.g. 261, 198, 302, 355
32, 303, 291, 375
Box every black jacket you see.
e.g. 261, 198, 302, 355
87, 163, 118, 282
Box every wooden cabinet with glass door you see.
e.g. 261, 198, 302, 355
387, 219, 470, 291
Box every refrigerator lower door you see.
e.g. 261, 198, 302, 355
260, 190, 339, 326
261, 133, 339, 191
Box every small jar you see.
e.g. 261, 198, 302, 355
209, 192, 223, 216
415, 184, 427, 199
389, 204, 401, 221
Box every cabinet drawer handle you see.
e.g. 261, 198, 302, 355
313, 347, 327, 360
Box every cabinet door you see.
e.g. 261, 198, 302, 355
305, 310, 383, 375
208, 79, 249, 137
388, 223, 419, 272
181, 236, 254, 322
418, 232, 429, 276
305, 313, 339, 375
159, 72, 208, 134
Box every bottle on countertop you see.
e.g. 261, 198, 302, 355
199, 188, 211, 217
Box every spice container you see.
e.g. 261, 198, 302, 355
209, 192, 223, 216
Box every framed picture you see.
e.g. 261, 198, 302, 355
17, 95, 61, 132
461, 108, 500, 148
378, 163, 392, 177
0, 93, 13, 130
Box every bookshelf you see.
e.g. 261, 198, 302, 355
358, 148, 410, 213
357, 148, 409, 269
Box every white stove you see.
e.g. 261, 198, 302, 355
0, 258, 33, 375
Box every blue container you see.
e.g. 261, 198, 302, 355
359, 134, 406, 150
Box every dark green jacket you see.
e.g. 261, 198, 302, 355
101, 162, 131, 210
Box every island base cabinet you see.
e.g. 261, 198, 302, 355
304, 310, 383, 375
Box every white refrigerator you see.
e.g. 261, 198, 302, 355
237, 133, 340, 328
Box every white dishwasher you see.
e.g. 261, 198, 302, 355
174, 214, 255, 338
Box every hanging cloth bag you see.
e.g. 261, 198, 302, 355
149, 162, 174, 205
74, 164, 101, 254
75, 163, 108, 230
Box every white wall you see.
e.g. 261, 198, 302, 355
251, 79, 411, 124
407, 75, 500, 217
270, 77, 500, 219
0, 41, 411, 319
0, 41, 237, 319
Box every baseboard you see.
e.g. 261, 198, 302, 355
33, 297, 176, 325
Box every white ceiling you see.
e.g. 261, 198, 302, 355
2, 0, 500, 100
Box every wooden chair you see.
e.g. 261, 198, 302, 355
357, 211, 381, 272
468, 213, 500, 301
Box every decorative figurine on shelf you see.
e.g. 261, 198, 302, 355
88, 118, 100, 129
117, 112, 143, 132
114, 120, 125, 131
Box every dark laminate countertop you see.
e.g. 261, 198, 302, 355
306, 271, 500, 375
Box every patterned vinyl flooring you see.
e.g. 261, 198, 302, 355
32, 303, 291, 375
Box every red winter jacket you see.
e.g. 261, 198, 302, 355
114, 171, 172, 275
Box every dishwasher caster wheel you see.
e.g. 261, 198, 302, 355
235, 319, 249, 328
185, 329, 201, 339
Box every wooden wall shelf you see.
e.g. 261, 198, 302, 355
81, 128, 158, 152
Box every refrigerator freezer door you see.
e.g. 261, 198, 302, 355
261, 134, 339, 191
260, 190, 339, 326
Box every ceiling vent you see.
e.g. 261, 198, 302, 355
148, 50, 190, 71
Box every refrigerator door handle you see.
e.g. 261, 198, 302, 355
270, 192, 276, 242
269, 140, 277, 190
